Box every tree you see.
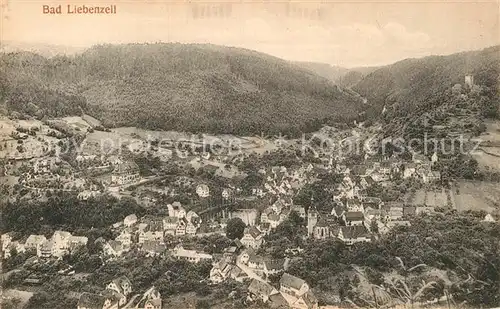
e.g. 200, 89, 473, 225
225, 218, 246, 240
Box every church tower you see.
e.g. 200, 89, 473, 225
307, 196, 318, 237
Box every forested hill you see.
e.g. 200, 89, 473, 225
353, 45, 500, 119
0, 43, 365, 136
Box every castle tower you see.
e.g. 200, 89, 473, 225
307, 196, 318, 237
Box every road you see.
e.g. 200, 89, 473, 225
236, 259, 267, 283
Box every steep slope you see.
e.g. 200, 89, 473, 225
0, 43, 365, 136
353, 45, 500, 119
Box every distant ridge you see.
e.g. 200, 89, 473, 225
0, 43, 365, 135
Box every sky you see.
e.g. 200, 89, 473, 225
1, 0, 499, 67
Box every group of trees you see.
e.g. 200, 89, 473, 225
286, 209, 500, 307
2, 193, 145, 236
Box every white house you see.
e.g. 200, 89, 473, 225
240, 226, 264, 249
106, 276, 133, 297
196, 184, 210, 198
25, 234, 47, 250
172, 245, 213, 263
167, 202, 186, 218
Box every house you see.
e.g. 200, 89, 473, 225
210, 259, 233, 283
362, 197, 382, 210
123, 214, 138, 227
141, 240, 166, 257
186, 210, 200, 223
388, 206, 404, 221
137, 286, 162, 309
238, 248, 254, 264
291, 205, 306, 218
185, 219, 199, 236
343, 212, 365, 226
106, 276, 132, 297
196, 184, 210, 198
172, 245, 213, 263
175, 218, 188, 236
110, 161, 140, 186
422, 171, 441, 183
292, 290, 319, 309
37, 240, 56, 258
261, 208, 274, 224
37, 231, 86, 258
483, 214, 496, 222
240, 226, 264, 249
337, 226, 371, 245
103, 240, 125, 257
210, 259, 248, 283
346, 199, 364, 212
69, 236, 88, 250
78, 190, 100, 201
167, 202, 186, 218
331, 206, 346, 218
280, 273, 309, 297
25, 234, 47, 250
115, 231, 132, 248
138, 221, 164, 244
248, 279, 279, 303
100, 289, 127, 308
247, 252, 265, 270
1, 233, 13, 253
77, 292, 116, 309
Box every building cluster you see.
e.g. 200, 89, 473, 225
247, 273, 318, 309
1, 231, 88, 259
100, 203, 203, 258
77, 276, 161, 309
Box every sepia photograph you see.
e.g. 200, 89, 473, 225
0, 0, 499, 308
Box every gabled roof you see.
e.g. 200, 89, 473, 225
344, 211, 364, 221
280, 273, 306, 290
26, 234, 47, 244
244, 226, 262, 239
340, 226, 370, 239
248, 279, 276, 298
300, 290, 318, 308
331, 206, 346, 217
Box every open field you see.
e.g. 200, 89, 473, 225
452, 181, 500, 213
409, 188, 450, 207
3, 289, 34, 308
474, 120, 500, 172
